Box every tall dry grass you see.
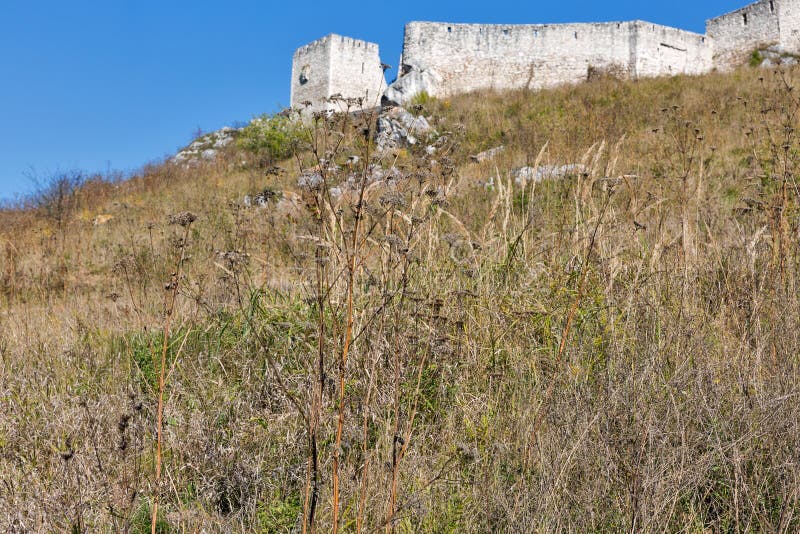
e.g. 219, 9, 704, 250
2, 65, 800, 532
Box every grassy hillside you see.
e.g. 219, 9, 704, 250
3, 65, 800, 532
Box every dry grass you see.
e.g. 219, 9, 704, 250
3, 65, 800, 532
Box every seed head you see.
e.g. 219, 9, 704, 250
168, 211, 196, 227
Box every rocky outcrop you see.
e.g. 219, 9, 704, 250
470, 146, 506, 163
753, 44, 799, 68
511, 164, 587, 186
383, 63, 443, 106
171, 127, 240, 165
376, 106, 432, 151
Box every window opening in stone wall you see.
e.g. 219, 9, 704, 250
448, 26, 452, 33
299, 65, 310, 85
743, 13, 748, 25
574, 31, 578, 39
503, 29, 509, 35
770, 1, 775, 12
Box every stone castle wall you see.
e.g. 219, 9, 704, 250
707, 0, 780, 69
397, 22, 633, 97
291, 34, 386, 113
390, 21, 710, 101
290, 0, 800, 112
291, 36, 332, 112
631, 23, 712, 78
328, 36, 387, 110
779, 0, 800, 49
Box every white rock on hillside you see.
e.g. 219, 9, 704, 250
376, 106, 432, 151
383, 62, 443, 106
171, 126, 241, 165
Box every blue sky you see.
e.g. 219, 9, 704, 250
0, 0, 741, 201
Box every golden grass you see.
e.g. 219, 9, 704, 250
3, 65, 800, 532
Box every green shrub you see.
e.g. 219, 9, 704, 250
237, 114, 305, 163
410, 91, 434, 107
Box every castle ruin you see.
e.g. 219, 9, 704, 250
291, 0, 800, 113
291, 34, 388, 113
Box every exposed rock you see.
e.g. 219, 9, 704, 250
512, 164, 587, 186
171, 126, 241, 165
383, 63, 443, 106
755, 45, 800, 69
376, 106, 432, 151
298, 172, 325, 191
470, 146, 506, 163
243, 188, 281, 207
367, 164, 404, 183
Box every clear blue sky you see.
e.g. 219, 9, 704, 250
0, 0, 740, 201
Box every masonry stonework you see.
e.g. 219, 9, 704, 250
290, 0, 800, 111
707, 0, 780, 69
291, 34, 387, 114
388, 21, 710, 101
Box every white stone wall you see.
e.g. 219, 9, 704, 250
328, 35, 388, 111
632, 23, 712, 77
291, 36, 332, 112
399, 22, 632, 97
291, 1, 800, 111
778, 0, 800, 51
396, 21, 710, 100
707, 0, 780, 69
291, 34, 387, 114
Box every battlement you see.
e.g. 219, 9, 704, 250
293, 34, 380, 57
290, 0, 800, 110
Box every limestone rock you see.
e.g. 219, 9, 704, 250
470, 146, 506, 163
383, 63, 443, 106
512, 164, 587, 186
376, 106, 432, 151
171, 126, 241, 165
298, 172, 325, 191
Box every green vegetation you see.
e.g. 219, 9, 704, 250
409, 90, 434, 107
750, 49, 764, 67
237, 113, 306, 163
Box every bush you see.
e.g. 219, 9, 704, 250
237, 114, 305, 164
29, 170, 86, 228
410, 90, 434, 107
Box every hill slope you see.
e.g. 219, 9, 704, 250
3, 66, 800, 532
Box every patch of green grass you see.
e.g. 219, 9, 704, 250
130, 500, 172, 534
257, 492, 302, 533
750, 49, 764, 68
410, 91, 434, 107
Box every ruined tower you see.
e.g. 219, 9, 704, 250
290, 34, 388, 114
